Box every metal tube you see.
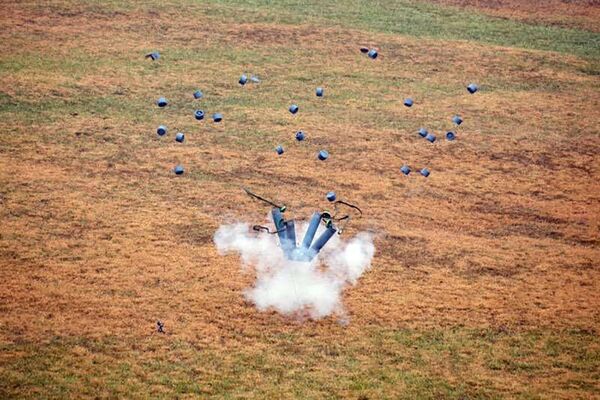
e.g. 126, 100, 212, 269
301, 212, 321, 249
309, 225, 337, 255
272, 208, 287, 244
284, 220, 297, 254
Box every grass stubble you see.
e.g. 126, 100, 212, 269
0, 0, 599, 398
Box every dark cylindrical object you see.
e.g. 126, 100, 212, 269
146, 52, 160, 61
326, 192, 336, 202
302, 212, 322, 249
360, 47, 369, 53
284, 220, 297, 250
157, 97, 168, 107
276, 145, 284, 155
452, 115, 463, 125
467, 83, 478, 94
157, 125, 167, 136
310, 225, 337, 254
404, 98, 413, 107
418, 128, 428, 138
174, 165, 184, 175
318, 150, 329, 160
176, 132, 185, 143
316, 87, 324, 97
295, 131, 305, 141
193, 90, 203, 99
368, 49, 378, 59
272, 208, 287, 245
400, 165, 411, 175
289, 104, 299, 114
194, 110, 205, 120
212, 113, 223, 122
425, 133, 436, 143
446, 131, 456, 141
420, 168, 430, 177
239, 74, 248, 85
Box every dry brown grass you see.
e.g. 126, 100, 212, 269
0, 0, 599, 398
425, 0, 600, 32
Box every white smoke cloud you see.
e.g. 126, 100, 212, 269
214, 222, 375, 321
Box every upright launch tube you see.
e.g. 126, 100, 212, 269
271, 208, 287, 244
283, 220, 297, 255
301, 212, 321, 249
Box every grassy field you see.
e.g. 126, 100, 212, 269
1, 0, 599, 398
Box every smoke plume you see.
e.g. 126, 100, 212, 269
214, 222, 375, 320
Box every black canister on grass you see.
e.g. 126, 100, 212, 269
318, 150, 329, 160
425, 133, 436, 143
145, 52, 160, 61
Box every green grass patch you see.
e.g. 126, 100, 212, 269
1, 328, 598, 399
199, 0, 600, 60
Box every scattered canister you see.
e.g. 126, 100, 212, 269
404, 98, 413, 107
212, 113, 223, 122
316, 87, 324, 97
446, 131, 456, 141
400, 165, 411, 175
420, 168, 430, 177
467, 83, 478, 94
157, 125, 167, 136
425, 133, 436, 143
289, 104, 299, 114
326, 192, 336, 202
145, 52, 160, 61
276, 145, 284, 155
174, 165, 184, 175
368, 49, 378, 59
194, 110, 205, 120
156, 97, 168, 107
295, 131, 305, 141
176, 132, 185, 143
318, 150, 329, 161
193, 90, 203, 99
360, 47, 369, 53
452, 115, 463, 125
239, 74, 248, 85
418, 128, 428, 138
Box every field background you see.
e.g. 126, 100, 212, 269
1, 0, 599, 398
